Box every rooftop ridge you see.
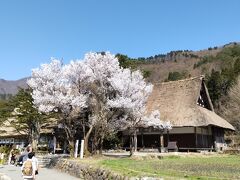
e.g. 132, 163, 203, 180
153, 75, 205, 85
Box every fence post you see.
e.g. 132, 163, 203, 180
74, 140, 79, 158
80, 139, 84, 159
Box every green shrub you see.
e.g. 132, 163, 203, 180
166, 71, 189, 81
193, 55, 215, 69
0, 145, 11, 154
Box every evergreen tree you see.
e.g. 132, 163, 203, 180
206, 70, 222, 106
0, 89, 49, 150
234, 57, 240, 75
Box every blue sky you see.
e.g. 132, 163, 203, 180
1, 0, 240, 80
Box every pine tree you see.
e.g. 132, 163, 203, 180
0, 89, 49, 151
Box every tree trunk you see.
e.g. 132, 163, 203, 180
84, 126, 93, 156
99, 136, 104, 155
69, 139, 75, 157
129, 135, 134, 156
31, 137, 38, 152
30, 121, 40, 151
93, 135, 98, 155
134, 129, 137, 152
63, 120, 75, 157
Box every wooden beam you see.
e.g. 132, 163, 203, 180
141, 131, 144, 148
195, 127, 197, 148
160, 131, 164, 152
167, 130, 169, 145
202, 80, 215, 112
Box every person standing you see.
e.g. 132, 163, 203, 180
32, 152, 39, 176
8, 148, 14, 165
22, 145, 33, 164
21, 152, 36, 180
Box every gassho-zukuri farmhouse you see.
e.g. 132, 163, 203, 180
121, 76, 234, 152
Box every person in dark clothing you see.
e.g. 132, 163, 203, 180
18, 145, 33, 166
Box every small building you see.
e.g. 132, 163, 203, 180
0, 118, 56, 151
122, 76, 234, 151
0, 119, 27, 148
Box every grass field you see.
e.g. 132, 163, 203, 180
82, 154, 240, 179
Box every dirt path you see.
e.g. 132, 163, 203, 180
0, 165, 80, 180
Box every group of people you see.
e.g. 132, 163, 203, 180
9, 145, 39, 180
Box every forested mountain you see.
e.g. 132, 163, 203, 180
139, 42, 240, 105
118, 42, 238, 82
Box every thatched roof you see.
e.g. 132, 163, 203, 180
146, 76, 235, 130
0, 118, 57, 138
0, 118, 25, 137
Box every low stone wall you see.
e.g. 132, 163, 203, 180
223, 149, 240, 154
48, 157, 128, 180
